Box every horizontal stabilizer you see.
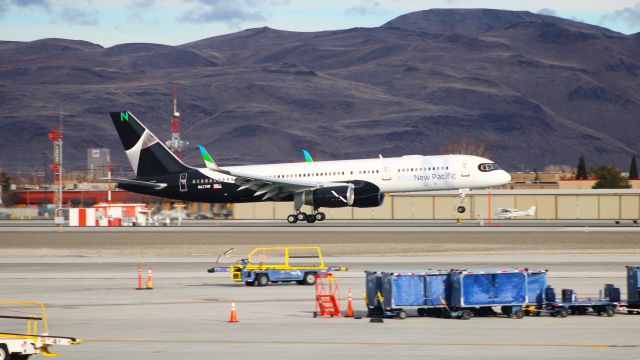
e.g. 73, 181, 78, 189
101, 177, 167, 190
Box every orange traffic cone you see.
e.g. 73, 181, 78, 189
345, 288, 354, 317
146, 266, 154, 289
228, 302, 238, 323
136, 265, 144, 290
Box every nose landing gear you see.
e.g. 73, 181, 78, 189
457, 188, 470, 214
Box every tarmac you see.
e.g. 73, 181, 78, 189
1, 222, 639, 359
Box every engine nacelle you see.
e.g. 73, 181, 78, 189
352, 193, 385, 208
302, 186, 355, 208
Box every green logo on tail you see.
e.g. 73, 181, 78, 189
120, 112, 129, 122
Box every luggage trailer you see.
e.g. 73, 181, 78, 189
0, 300, 81, 359
524, 286, 616, 317
601, 265, 640, 314
365, 269, 449, 319
366, 268, 535, 320
524, 269, 616, 317
623, 265, 640, 313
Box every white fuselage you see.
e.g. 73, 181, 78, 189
198, 154, 511, 193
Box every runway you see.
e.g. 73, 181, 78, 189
1, 219, 639, 234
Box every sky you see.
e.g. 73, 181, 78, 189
0, 0, 639, 47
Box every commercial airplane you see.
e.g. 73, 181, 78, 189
107, 111, 511, 223
496, 206, 536, 219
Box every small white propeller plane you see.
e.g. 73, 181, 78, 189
496, 206, 536, 219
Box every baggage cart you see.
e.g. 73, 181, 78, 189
366, 268, 532, 320
449, 268, 529, 319
365, 270, 449, 319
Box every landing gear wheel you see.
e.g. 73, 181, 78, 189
315, 212, 326, 221
296, 212, 307, 221
287, 215, 298, 224
303, 272, 317, 285
457, 206, 466, 214
305, 214, 316, 223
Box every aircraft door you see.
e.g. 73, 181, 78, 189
461, 161, 470, 177
382, 162, 391, 181
179, 173, 188, 192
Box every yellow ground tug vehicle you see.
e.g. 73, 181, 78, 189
208, 246, 347, 286
0, 300, 81, 359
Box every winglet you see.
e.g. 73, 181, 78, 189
302, 149, 314, 163
198, 145, 219, 170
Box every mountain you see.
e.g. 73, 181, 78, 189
1, 9, 639, 174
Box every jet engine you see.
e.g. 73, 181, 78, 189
302, 185, 354, 208
352, 193, 385, 208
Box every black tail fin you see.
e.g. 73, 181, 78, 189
109, 111, 190, 177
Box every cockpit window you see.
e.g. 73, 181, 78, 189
478, 163, 500, 172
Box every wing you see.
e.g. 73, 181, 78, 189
197, 145, 351, 201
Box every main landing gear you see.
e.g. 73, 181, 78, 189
287, 193, 327, 224
287, 209, 326, 224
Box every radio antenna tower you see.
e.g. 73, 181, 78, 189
48, 112, 63, 221
165, 82, 189, 159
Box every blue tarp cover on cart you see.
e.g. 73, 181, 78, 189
450, 269, 528, 307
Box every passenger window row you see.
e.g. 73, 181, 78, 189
192, 167, 392, 183
398, 166, 449, 173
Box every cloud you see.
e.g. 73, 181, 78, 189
345, 0, 381, 16
536, 8, 556, 17
59, 6, 99, 26
181, 0, 267, 26
13, 0, 49, 8
130, 0, 155, 7
0, 0, 49, 13
601, 2, 640, 31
